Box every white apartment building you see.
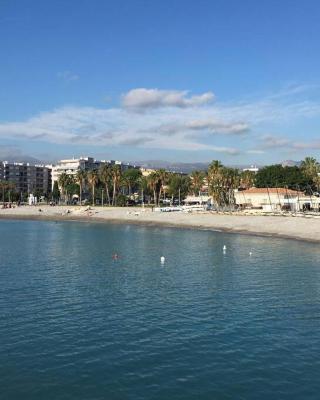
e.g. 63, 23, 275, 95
51, 157, 98, 188
51, 157, 139, 188
243, 165, 259, 173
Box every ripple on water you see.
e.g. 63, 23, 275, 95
1, 220, 320, 399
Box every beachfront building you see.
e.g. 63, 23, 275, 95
51, 156, 140, 189
140, 167, 156, 177
51, 157, 98, 188
0, 161, 51, 196
183, 195, 211, 205
114, 160, 139, 171
234, 188, 320, 212
243, 165, 259, 173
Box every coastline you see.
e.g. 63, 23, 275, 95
1, 205, 320, 244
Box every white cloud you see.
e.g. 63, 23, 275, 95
186, 119, 249, 134
246, 149, 265, 154
122, 88, 214, 110
260, 135, 291, 148
1, 85, 320, 158
57, 71, 79, 82
252, 134, 320, 153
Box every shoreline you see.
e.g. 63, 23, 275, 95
1, 205, 320, 244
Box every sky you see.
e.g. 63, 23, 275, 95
1, 0, 320, 165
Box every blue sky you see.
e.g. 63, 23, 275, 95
1, 0, 320, 164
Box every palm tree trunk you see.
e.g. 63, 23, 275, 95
112, 181, 116, 206
92, 185, 95, 206
153, 189, 156, 205
105, 185, 110, 205
79, 184, 82, 206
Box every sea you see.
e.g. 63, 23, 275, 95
1, 219, 320, 399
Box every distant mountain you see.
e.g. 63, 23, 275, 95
281, 160, 301, 167
131, 160, 267, 173
0, 154, 42, 165
0, 145, 44, 164
130, 160, 209, 173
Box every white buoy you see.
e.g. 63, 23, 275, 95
223, 245, 227, 251
249, 251, 252, 256
160, 256, 165, 263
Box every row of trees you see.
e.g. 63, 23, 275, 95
54, 160, 255, 207
204, 157, 320, 208
56, 164, 201, 206
0, 181, 16, 203
57, 164, 142, 206
255, 157, 320, 191
2, 156, 320, 208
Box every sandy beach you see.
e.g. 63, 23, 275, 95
1, 205, 320, 243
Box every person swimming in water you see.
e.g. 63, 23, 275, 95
112, 253, 119, 260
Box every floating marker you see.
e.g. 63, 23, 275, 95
160, 256, 165, 263
249, 252, 252, 256
223, 245, 227, 251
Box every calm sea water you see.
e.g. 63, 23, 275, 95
1, 220, 320, 399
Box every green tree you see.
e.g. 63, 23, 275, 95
207, 161, 239, 208
147, 172, 161, 205
122, 168, 142, 196
99, 163, 112, 205
58, 173, 70, 203
157, 169, 169, 201
87, 170, 99, 206
240, 170, 255, 189
66, 178, 79, 202
52, 181, 60, 201
2, 181, 16, 203
167, 174, 191, 204
255, 164, 312, 190
76, 169, 87, 205
300, 157, 319, 180
190, 170, 205, 195
138, 176, 150, 204
111, 165, 122, 206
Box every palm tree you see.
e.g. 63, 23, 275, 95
99, 163, 111, 205
87, 170, 99, 206
223, 168, 240, 207
7, 181, 15, 203
207, 160, 224, 207
147, 172, 161, 205
58, 172, 70, 204
111, 165, 122, 206
157, 169, 169, 203
190, 170, 205, 196
301, 157, 319, 180
207, 161, 239, 209
121, 168, 142, 197
0, 181, 5, 204
76, 169, 87, 206
240, 170, 255, 189
0, 181, 11, 204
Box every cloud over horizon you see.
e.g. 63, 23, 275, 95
0, 85, 319, 160
122, 88, 215, 110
